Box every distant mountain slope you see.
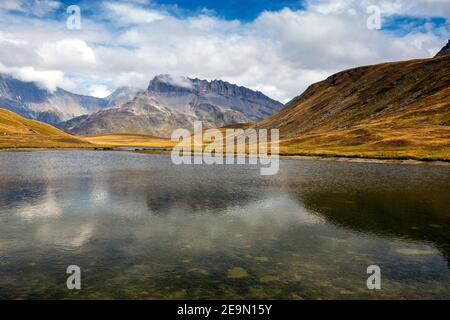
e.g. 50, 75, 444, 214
105, 86, 143, 108
0, 75, 141, 126
0, 74, 109, 125
0, 108, 94, 148
256, 54, 450, 160
60, 102, 196, 137
60, 75, 283, 137
146, 75, 283, 121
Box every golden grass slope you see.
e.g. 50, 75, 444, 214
256, 55, 450, 160
83, 133, 176, 147
0, 108, 95, 149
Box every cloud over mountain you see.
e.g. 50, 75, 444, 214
0, 0, 448, 102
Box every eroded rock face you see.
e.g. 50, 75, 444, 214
435, 40, 450, 57
145, 75, 283, 121
60, 75, 283, 137
105, 87, 143, 108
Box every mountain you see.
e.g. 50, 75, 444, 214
60, 75, 283, 137
0, 75, 142, 126
105, 86, 143, 108
435, 39, 450, 57
59, 102, 195, 137
0, 74, 109, 125
146, 75, 283, 121
256, 54, 450, 160
0, 108, 94, 148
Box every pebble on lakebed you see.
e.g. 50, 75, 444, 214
227, 267, 249, 279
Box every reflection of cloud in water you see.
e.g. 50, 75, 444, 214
36, 223, 95, 248
225, 195, 323, 226
1, 152, 449, 299
125, 195, 321, 252
16, 192, 62, 220
89, 179, 111, 204
71, 224, 95, 247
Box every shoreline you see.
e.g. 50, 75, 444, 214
281, 155, 450, 166
1, 147, 449, 166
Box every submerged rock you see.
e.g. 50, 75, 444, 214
227, 267, 249, 279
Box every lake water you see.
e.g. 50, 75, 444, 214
0, 151, 449, 299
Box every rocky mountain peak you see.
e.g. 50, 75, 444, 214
63, 74, 283, 136
106, 86, 142, 108
148, 75, 194, 93
147, 74, 279, 103
435, 40, 450, 57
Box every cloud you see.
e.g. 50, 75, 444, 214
89, 84, 112, 98
0, 0, 60, 17
104, 2, 166, 26
31, 0, 60, 16
0, 0, 448, 102
38, 39, 96, 69
308, 0, 450, 19
0, 32, 27, 46
154, 74, 194, 89
0, 0, 24, 12
0, 63, 67, 92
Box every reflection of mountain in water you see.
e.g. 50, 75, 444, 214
0, 177, 48, 209
145, 188, 257, 214
99, 168, 265, 214
289, 167, 450, 265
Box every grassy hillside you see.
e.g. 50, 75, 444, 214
83, 133, 176, 147
256, 55, 450, 161
0, 108, 96, 149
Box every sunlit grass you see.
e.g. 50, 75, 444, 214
82, 133, 176, 147
0, 108, 97, 149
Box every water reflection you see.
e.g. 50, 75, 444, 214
0, 151, 449, 299
288, 162, 450, 265
0, 177, 48, 209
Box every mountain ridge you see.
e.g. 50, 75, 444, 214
60, 75, 283, 137
256, 54, 450, 160
0, 74, 109, 124
0, 74, 143, 126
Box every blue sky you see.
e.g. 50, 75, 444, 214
51, 0, 450, 32
54, 0, 307, 21
145, 0, 306, 20
382, 15, 448, 36
0, 0, 448, 101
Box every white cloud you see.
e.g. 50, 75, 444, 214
0, 63, 68, 92
0, 0, 448, 102
154, 74, 194, 89
0, 0, 60, 17
0, 32, 27, 46
32, 0, 60, 16
0, 0, 24, 12
89, 84, 112, 98
104, 2, 166, 25
308, 0, 450, 21
38, 39, 96, 69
